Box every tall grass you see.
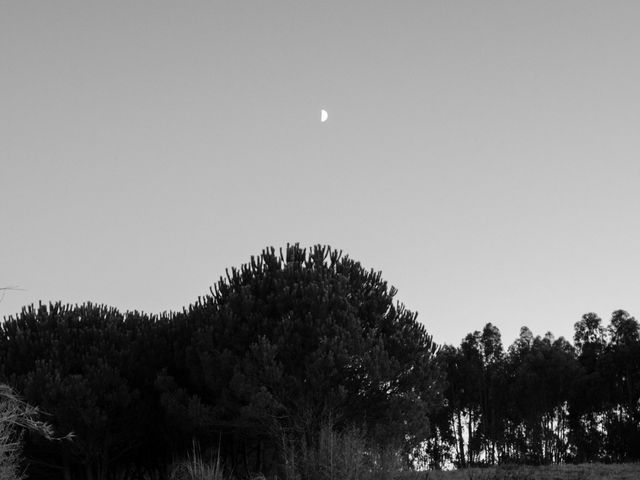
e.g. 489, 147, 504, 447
169, 440, 225, 480
297, 423, 367, 480
165, 427, 640, 480
280, 421, 402, 480
174, 422, 399, 480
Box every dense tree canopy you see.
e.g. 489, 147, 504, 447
0, 244, 442, 479
427, 312, 640, 468
2, 249, 640, 476
168, 245, 442, 471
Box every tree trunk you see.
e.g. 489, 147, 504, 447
467, 409, 473, 465
456, 409, 466, 467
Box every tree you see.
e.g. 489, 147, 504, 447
600, 310, 640, 461
0, 303, 173, 480
570, 313, 608, 461
438, 325, 583, 467
477, 323, 504, 465
506, 333, 578, 464
176, 244, 442, 476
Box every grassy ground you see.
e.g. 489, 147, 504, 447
396, 463, 640, 480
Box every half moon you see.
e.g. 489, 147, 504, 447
320, 109, 328, 122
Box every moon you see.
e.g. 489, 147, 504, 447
320, 109, 328, 122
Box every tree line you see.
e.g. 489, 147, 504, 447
1, 244, 639, 479
0, 245, 441, 480
426, 311, 640, 468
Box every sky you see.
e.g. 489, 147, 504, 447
2, 1, 640, 346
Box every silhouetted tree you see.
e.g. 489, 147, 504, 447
599, 311, 640, 461
569, 313, 609, 461
0, 303, 173, 480
175, 244, 442, 476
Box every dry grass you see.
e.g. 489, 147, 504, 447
1, 385, 49, 480
0, 384, 67, 480
396, 463, 640, 480
0, 395, 24, 480
169, 440, 225, 480
281, 422, 373, 480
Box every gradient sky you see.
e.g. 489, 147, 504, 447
2, 1, 640, 346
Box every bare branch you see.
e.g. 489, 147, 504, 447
0, 286, 25, 304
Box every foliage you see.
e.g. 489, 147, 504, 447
167, 244, 442, 476
3, 254, 640, 477
0, 303, 173, 479
0, 244, 442, 479
428, 311, 640, 469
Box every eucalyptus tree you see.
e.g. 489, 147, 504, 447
599, 310, 640, 460
569, 313, 609, 461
